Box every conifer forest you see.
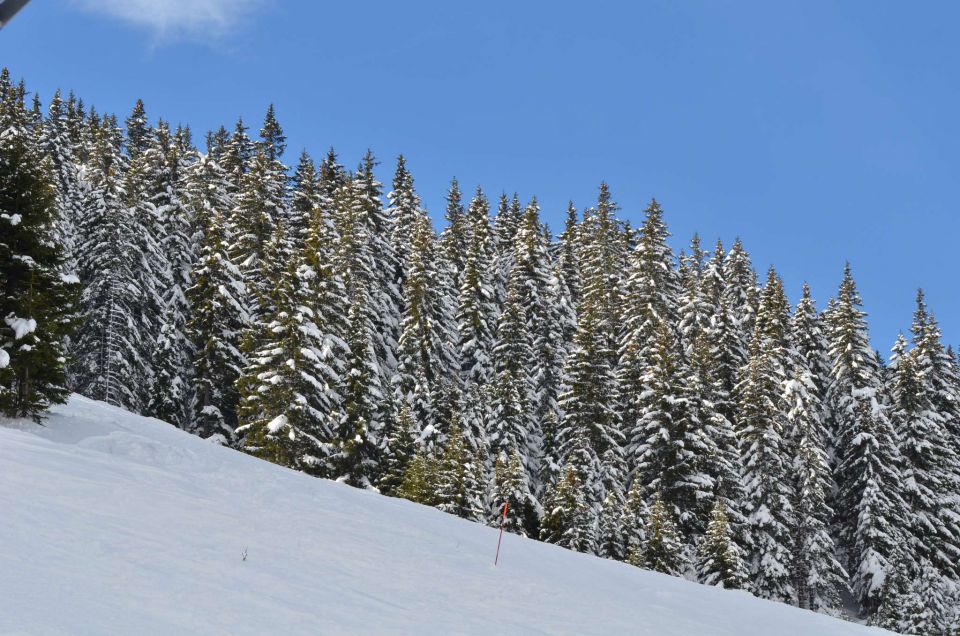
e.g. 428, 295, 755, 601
2, 67, 959, 633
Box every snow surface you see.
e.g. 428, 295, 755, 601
0, 396, 896, 635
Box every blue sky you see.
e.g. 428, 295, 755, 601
1, 0, 958, 353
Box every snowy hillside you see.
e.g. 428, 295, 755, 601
1, 396, 893, 635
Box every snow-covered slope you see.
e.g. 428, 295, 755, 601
1, 396, 893, 635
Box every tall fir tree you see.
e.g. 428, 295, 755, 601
73, 113, 151, 410
785, 285, 847, 613
826, 264, 906, 612
540, 464, 595, 553
632, 493, 685, 576
0, 78, 77, 417
236, 248, 336, 473
736, 268, 796, 604
455, 187, 496, 390
696, 500, 748, 589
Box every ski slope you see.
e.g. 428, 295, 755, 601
0, 396, 894, 635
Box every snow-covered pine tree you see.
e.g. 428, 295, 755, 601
889, 291, 957, 575
379, 404, 417, 496
37, 89, 82, 277
540, 463, 595, 553
387, 155, 421, 309
597, 490, 626, 560
722, 237, 758, 353
556, 202, 581, 309
0, 79, 77, 417
619, 478, 648, 560
286, 149, 318, 256
144, 121, 197, 429
394, 211, 457, 448
677, 234, 710, 350
184, 151, 247, 440
618, 197, 679, 476
784, 285, 847, 613
488, 271, 536, 476
123, 99, 150, 160
335, 152, 401, 442
220, 117, 253, 198
513, 198, 564, 481
72, 113, 152, 410
334, 283, 382, 488
632, 493, 685, 575
556, 280, 620, 516
227, 108, 288, 326
491, 192, 522, 310
236, 242, 335, 473
580, 183, 626, 364
826, 263, 906, 612
679, 330, 734, 536
872, 558, 954, 635
399, 446, 440, 506
630, 320, 680, 490
439, 178, 468, 292
455, 187, 496, 390
898, 290, 960, 580
435, 421, 486, 522
317, 147, 346, 199
697, 499, 748, 589
492, 448, 540, 536
736, 268, 795, 604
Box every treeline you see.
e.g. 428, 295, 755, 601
1, 68, 959, 633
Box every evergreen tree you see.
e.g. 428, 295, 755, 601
455, 187, 496, 389
37, 89, 82, 276
557, 286, 620, 514
387, 154, 421, 304
185, 156, 247, 440
736, 269, 795, 604
492, 448, 539, 536
123, 99, 150, 159
722, 237, 758, 353
556, 202, 581, 308
872, 559, 954, 635
144, 121, 196, 428
379, 404, 417, 496
597, 490, 626, 560
0, 81, 77, 417
513, 198, 564, 473
227, 117, 286, 323
632, 494, 685, 576
220, 117, 253, 197
697, 500, 748, 589
334, 286, 382, 488
398, 447, 440, 506
620, 478, 649, 559
72, 114, 150, 410
895, 290, 960, 580
489, 272, 538, 489
286, 149, 318, 255
394, 212, 456, 446
236, 247, 336, 473
335, 153, 402, 441
436, 422, 486, 521
540, 464, 595, 553
785, 287, 847, 613
826, 264, 905, 612
439, 177, 468, 290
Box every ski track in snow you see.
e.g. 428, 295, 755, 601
0, 395, 895, 635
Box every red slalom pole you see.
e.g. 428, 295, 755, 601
494, 501, 509, 566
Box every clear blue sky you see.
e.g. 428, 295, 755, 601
2, 0, 958, 353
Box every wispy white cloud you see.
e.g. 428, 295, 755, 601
72, 0, 264, 42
